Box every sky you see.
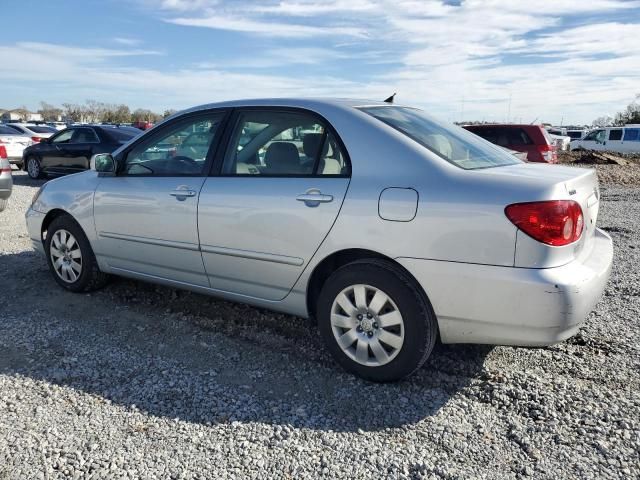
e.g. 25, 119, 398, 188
1, 0, 639, 125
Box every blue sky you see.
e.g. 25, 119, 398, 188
1, 0, 639, 124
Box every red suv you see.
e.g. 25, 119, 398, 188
462, 124, 557, 163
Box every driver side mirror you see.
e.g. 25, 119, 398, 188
90, 153, 116, 176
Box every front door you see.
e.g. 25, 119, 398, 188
40, 128, 75, 172
93, 111, 227, 286
198, 109, 351, 300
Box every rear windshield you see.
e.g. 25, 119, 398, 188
359, 106, 521, 170
28, 126, 57, 133
0, 126, 20, 135
103, 128, 139, 142
465, 126, 533, 146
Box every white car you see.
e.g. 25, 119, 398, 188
571, 125, 640, 153
5, 123, 57, 143
0, 124, 33, 167
548, 133, 571, 151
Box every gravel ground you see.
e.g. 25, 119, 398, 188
1, 169, 638, 479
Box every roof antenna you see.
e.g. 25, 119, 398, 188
384, 93, 396, 104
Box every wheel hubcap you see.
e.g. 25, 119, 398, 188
28, 159, 39, 177
330, 284, 405, 367
49, 229, 82, 283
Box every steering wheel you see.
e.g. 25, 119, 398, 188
172, 155, 201, 173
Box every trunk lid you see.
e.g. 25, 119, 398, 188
475, 163, 600, 267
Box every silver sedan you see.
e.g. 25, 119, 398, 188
25, 99, 613, 381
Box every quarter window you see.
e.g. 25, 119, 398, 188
608, 129, 623, 141
124, 113, 225, 176
222, 110, 349, 176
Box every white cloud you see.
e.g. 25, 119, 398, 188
113, 37, 142, 46
167, 14, 368, 38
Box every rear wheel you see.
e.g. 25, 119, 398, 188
45, 215, 109, 292
26, 156, 43, 179
317, 259, 437, 382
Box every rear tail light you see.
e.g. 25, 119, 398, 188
31, 136, 42, 142
0, 145, 7, 159
538, 144, 557, 163
505, 200, 583, 246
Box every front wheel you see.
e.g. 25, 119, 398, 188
45, 215, 109, 292
26, 156, 43, 179
317, 259, 438, 382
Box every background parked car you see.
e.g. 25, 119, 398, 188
5, 123, 57, 143
548, 132, 571, 151
549, 127, 588, 140
570, 125, 640, 153
0, 124, 33, 167
0, 155, 12, 212
463, 124, 558, 163
22, 125, 139, 179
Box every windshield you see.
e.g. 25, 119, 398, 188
359, 106, 521, 170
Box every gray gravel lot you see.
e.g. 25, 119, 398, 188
1, 169, 639, 479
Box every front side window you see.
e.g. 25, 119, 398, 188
608, 129, 623, 141
123, 112, 225, 176
222, 110, 348, 176
361, 107, 520, 170
584, 130, 605, 142
51, 130, 74, 144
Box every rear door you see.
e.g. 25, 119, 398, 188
198, 108, 351, 301
93, 110, 228, 286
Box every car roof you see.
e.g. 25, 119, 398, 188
179, 97, 391, 116
464, 124, 543, 129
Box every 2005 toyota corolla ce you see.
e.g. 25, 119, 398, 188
25, 99, 613, 382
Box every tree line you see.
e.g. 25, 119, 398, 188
34, 100, 177, 124
592, 94, 640, 127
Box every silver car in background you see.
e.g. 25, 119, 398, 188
0, 124, 33, 167
25, 98, 613, 381
0, 156, 12, 212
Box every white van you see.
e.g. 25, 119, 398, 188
570, 125, 640, 153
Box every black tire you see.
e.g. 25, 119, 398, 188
26, 156, 43, 179
44, 214, 109, 293
317, 259, 437, 382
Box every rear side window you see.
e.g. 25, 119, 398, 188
360, 107, 520, 170
0, 126, 18, 135
72, 128, 100, 143
623, 129, 640, 141
608, 129, 623, 141
222, 110, 349, 176
29, 126, 56, 134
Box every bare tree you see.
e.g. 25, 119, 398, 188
13, 105, 31, 122
163, 109, 177, 119
38, 101, 63, 122
62, 103, 83, 123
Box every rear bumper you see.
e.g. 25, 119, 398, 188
25, 207, 46, 255
398, 228, 613, 346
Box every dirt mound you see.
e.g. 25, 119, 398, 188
558, 150, 640, 166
